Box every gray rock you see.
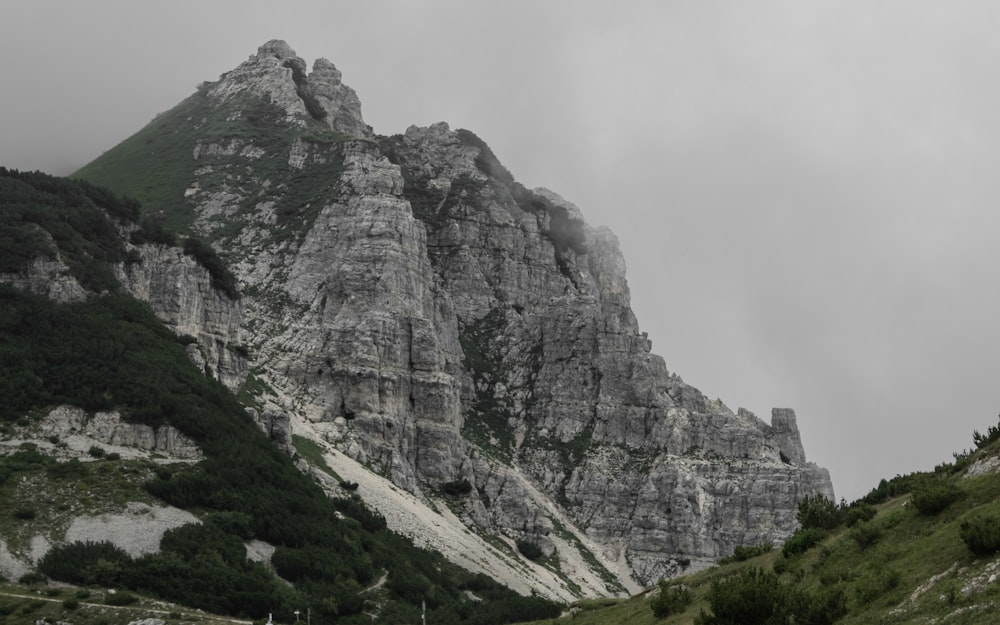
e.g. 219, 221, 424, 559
0, 256, 88, 302
35, 406, 201, 459
115, 243, 246, 392
208, 39, 369, 137
257, 409, 292, 451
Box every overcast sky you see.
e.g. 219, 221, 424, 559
3, 1, 999, 501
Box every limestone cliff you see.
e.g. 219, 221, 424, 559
114, 243, 246, 392
76, 40, 835, 592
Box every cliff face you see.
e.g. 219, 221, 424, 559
114, 244, 246, 392
76, 40, 834, 591
0, 238, 245, 394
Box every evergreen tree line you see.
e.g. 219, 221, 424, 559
0, 168, 238, 299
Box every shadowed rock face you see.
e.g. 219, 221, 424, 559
79, 39, 834, 589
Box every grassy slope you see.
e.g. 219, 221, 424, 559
514, 439, 1000, 625
74, 85, 351, 243
73, 91, 209, 232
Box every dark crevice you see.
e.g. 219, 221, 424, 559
283, 59, 328, 122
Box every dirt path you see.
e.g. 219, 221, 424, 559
0, 589, 254, 624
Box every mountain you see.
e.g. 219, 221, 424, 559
0, 167, 562, 624
72, 39, 833, 593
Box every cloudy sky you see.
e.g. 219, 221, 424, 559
3, 1, 999, 501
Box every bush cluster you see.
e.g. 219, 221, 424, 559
960, 513, 1000, 556
854, 567, 901, 604
844, 503, 877, 527
699, 567, 846, 625
0, 168, 137, 292
911, 480, 962, 515
516, 540, 543, 561
104, 591, 138, 606
182, 236, 240, 300
718, 543, 773, 564
972, 414, 1000, 449
797, 494, 843, 530
782, 527, 827, 557
651, 582, 692, 617
849, 521, 883, 550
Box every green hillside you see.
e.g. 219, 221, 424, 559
515, 426, 1000, 625
0, 169, 561, 625
74, 86, 350, 238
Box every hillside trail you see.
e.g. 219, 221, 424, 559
0, 589, 254, 624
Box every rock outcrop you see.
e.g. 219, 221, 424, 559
77, 40, 835, 592
115, 243, 246, 392
27, 406, 201, 460
209, 40, 369, 137
0, 256, 88, 303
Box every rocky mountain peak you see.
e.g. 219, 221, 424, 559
255, 38, 298, 60
209, 39, 369, 137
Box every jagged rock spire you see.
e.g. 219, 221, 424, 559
208, 39, 369, 137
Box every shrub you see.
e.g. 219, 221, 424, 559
516, 540, 543, 561
62, 598, 80, 610
719, 543, 773, 564
911, 481, 962, 515
960, 513, 1000, 556
19, 599, 46, 613
651, 582, 692, 617
18, 572, 47, 585
182, 237, 240, 299
39, 540, 132, 586
862, 472, 928, 505
104, 591, 138, 606
771, 555, 791, 575
972, 414, 1000, 449
844, 503, 877, 527
88, 445, 106, 458
854, 567, 901, 603
441, 478, 473, 496
797, 494, 843, 530
788, 586, 848, 625
849, 521, 883, 550
782, 528, 827, 557
46, 457, 88, 479
132, 217, 177, 246
699, 567, 846, 625
704, 567, 782, 625
13, 507, 36, 520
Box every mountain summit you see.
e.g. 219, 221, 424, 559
75, 40, 833, 595
210, 39, 369, 136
